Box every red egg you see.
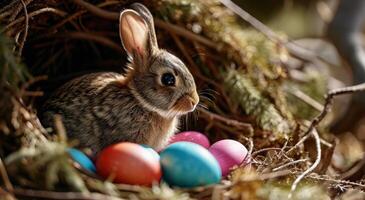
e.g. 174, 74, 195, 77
96, 142, 161, 185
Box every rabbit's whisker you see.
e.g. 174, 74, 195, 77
199, 96, 215, 104
197, 103, 208, 110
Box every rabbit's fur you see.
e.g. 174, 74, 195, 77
41, 3, 199, 153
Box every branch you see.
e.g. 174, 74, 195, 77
289, 129, 321, 199
70, 0, 217, 49
71, 0, 118, 20
3, 8, 67, 32
286, 87, 324, 112
155, 20, 217, 49
17, 0, 29, 56
273, 159, 308, 172
218, 0, 324, 63
287, 83, 365, 154
305, 83, 365, 138
197, 108, 253, 132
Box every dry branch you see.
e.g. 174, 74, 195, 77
289, 129, 321, 199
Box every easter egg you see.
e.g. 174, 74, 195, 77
96, 142, 161, 185
160, 142, 221, 187
168, 131, 210, 148
209, 139, 249, 176
68, 148, 96, 173
140, 144, 160, 161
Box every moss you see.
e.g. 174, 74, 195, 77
225, 69, 292, 137
0, 34, 30, 89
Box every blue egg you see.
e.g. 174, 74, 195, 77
140, 144, 160, 161
68, 148, 96, 173
160, 142, 221, 188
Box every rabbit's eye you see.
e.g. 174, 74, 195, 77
161, 73, 176, 86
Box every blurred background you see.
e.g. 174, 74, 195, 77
234, 0, 325, 38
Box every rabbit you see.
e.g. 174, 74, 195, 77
41, 3, 199, 154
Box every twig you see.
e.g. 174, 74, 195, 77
8, 0, 32, 22
70, 0, 217, 49
218, 0, 325, 65
289, 129, 321, 199
20, 75, 47, 97
0, 158, 13, 192
155, 20, 217, 49
287, 83, 365, 155
218, 0, 280, 43
0, 0, 19, 14
3, 8, 67, 32
0, 10, 13, 20
20, 75, 47, 91
71, 0, 118, 20
50, 32, 122, 52
197, 108, 253, 131
48, 1, 120, 33
273, 159, 308, 172
286, 87, 324, 112
12, 188, 123, 200
304, 174, 365, 189
305, 83, 365, 135
239, 136, 254, 156
48, 11, 85, 32
293, 83, 365, 154
251, 147, 286, 157
286, 130, 311, 154
17, 0, 29, 57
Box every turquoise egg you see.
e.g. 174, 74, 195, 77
68, 148, 96, 173
160, 142, 221, 188
140, 144, 160, 161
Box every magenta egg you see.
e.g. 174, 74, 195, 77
209, 139, 249, 176
168, 131, 210, 148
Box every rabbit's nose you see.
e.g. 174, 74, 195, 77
173, 91, 200, 113
189, 90, 199, 107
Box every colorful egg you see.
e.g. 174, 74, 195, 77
68, 148, 96, 173
168, 131, 210, 148
96, 142, 161, 185
160, 142, 221, 187
209, 139, 249, 176
140, 144, 160, 161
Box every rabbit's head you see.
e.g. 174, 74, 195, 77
119, 3, 199, 118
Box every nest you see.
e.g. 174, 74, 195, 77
1, 0, 365, 199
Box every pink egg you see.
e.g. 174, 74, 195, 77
209, 139, 249, 176
168, 131, 210, 148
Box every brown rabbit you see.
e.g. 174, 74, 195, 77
41, 3, 199, 154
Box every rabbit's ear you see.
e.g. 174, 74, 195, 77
119, 9, 149, 65
131, 3, 158, 49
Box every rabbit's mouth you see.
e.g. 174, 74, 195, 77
171, 92, 199, 114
